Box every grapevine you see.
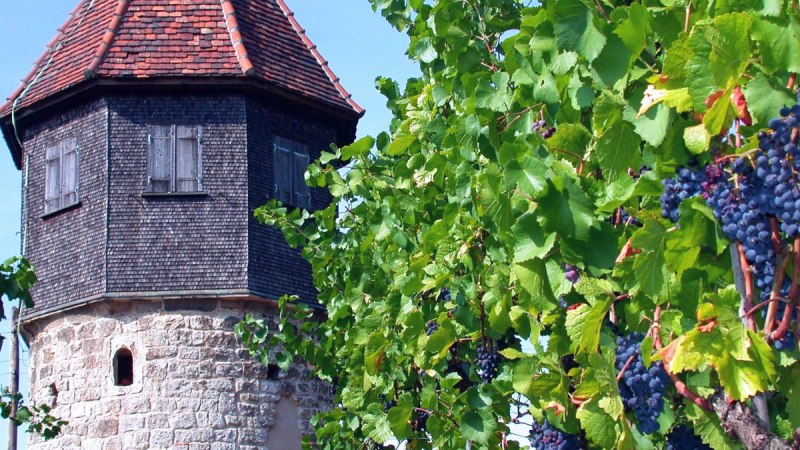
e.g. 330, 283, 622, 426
662, 97, 800, 343
614, 333, 670, 435
666, 425, 712, 450
475, 341, 501, 384
235, 0, 800, 448
529, 419, 580, 450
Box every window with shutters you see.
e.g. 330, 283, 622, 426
273, 136, 311, 209
44, 137, 79, 214
146, 125, 203, 193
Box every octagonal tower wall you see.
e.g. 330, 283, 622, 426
24, 298, 330, 450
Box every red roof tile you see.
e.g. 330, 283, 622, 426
1, 0, 363, 118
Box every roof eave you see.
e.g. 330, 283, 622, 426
0, 119, 23, 170
1, 76, 363, 168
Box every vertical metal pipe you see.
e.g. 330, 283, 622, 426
8, 306, 20, 450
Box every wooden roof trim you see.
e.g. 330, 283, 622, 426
220, 0, 256, 76
274, 0, 365, 116
84, 0, 129, 79
2, 0, 88, 111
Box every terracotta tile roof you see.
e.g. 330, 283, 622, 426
1, 0, 363, 118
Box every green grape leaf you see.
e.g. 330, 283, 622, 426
753, 16, 800, 73
625, 102, 672, 148
553, 0, 607, 63
538, 177, 595, 241
460, 408, 497, 443
592, 91, 626, 135
513, 258, 557, 313
547, 123, 592, 158
505, 155, 553, 198
631, 220, 668, 296
613, 3, 651, 64
709, 13, 753, 85
786, 376, 800, 428
743, 72, 796, 127
577, 400, 618, 449
362, 413, 395, 444
387, 135, 417, 156
702, 85, 735, 136
512, 213, 557, 263
684, 124, 712, 154
565, 299, 612, 355
341, 136, 375, 160
595, 120, 642, 181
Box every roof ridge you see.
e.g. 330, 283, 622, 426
3, 0, 88, 108
273, 0, 364, 116
84, 0, 130, 79
220, 0, 256, 76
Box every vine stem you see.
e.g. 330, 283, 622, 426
548, 146, 583, 160
499, 105, 538, 131
668, 371, 712, 410
684, 3, 692, 33
747, 297, 789, 318
772, 238, 800, 340
763, 248, 790, 335
735, 119, 743, 148
771, 217, 784, 255
616, 354, 637, 382
652, 305, 711, 410
788, 73, 796, 90
735, 243, 758, 331
650, 305, 663, 344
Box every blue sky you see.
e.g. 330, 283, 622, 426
0, 1, 418, 447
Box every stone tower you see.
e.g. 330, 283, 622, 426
0, 1, 362, 448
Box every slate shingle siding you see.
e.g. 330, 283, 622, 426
20, 93, 338, 317
246, 100, 336, 304
106, 94, 249, 294
22, 99, 109, 314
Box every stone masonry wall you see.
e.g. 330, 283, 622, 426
24, 299, 331, 450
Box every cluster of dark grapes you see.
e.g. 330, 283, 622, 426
666, 425, 711, 450
438, 287, 451, 302
563, 264, 580, 284
758, 282, 798, 351
629, 165, 652, 179
383, 398, 397, 413
533, 119, 556, 139
660, 161, 707, 222
776, 330, 797, 351
661, 98, 800, 349
614, 333, 670, 435
425, 319, 439, 336
475, 341, 501, 383
364, 439, 395, 450
411, 409, 429, 432
529, 419, 581, 450
609, 207, 642, 227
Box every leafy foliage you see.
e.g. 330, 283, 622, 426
0, 257, 66, 440
236, 0, 800, 448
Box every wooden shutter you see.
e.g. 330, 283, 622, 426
292, 148, 311, 209
176, 125, 200, 192
45, 144, 62, 213
273, 137, 293, 204
61, 138, 79, 206
148, 125, 173, 192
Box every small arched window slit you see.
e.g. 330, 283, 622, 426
114, 348, 133, 386
267, 364, 280, 380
